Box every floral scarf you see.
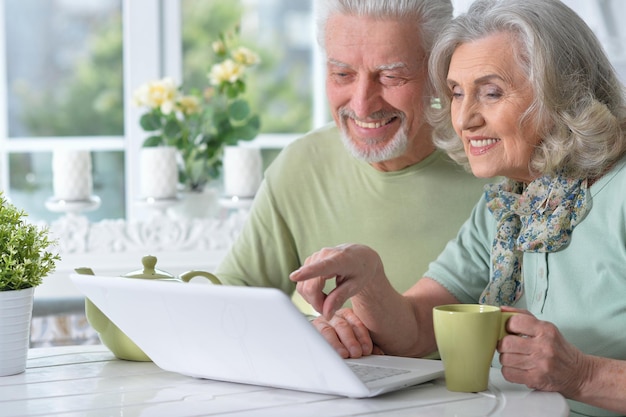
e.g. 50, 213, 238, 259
480, 173, 590, 306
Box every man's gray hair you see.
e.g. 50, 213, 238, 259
316, 0, 453, 54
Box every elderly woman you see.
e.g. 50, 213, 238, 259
290, 0, 626, 415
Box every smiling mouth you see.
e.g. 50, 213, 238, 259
353, 117, 396, 129
469, 138, 500, 147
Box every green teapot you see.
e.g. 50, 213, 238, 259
75, 255, 221, 362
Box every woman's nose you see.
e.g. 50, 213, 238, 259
456, 97, 484, 130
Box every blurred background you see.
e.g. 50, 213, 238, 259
0, 0, 623, 223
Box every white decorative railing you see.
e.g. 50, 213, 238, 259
49, 211, 246, 255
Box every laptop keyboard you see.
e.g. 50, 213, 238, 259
347, 362, 410, 383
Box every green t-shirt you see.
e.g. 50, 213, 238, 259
426, 154, 626, 417
216, 123, 490, 311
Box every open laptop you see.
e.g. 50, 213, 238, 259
69, 274, 443, 398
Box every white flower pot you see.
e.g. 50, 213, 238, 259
0, 287, 34, 376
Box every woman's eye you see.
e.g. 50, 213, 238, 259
450, 86, 463, 98
481, 86, 503, 99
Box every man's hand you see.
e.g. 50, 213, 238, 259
310, 308, 384, 358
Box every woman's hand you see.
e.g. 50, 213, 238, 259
497, 306, 626, 414
289, 244, 387, 319
498, 307, 588, 395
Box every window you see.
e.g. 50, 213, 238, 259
1, 0, 125, 222
0, 0, 322, 223
181, 0, 315, 134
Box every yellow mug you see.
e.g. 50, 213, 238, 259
433, 304, 516, 392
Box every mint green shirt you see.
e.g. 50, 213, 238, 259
216, 123, 489, 308
427, 155, 626, 417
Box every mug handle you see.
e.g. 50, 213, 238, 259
499, 312, 518, 340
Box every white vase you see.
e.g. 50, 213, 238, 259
0, 287, 34, 376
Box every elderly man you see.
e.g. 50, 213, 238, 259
216, 0, 489, 316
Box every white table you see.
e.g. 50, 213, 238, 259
0, 345, 569, 417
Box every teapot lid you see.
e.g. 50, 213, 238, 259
123, 255, 175, 279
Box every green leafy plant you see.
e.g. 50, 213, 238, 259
0, 193, 60, 291
133, 29, 261, 192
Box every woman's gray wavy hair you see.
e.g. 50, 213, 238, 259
428, 0, 626, 179
316, 0, 453, 56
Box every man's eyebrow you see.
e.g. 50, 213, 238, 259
327, 59, 409, 71
378, 62, 408, 71
327, 58, 350, 68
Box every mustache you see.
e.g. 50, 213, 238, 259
338, 107, 404, 122
336, 107, 409, 163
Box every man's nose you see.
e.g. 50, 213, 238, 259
350, 76, 383, 119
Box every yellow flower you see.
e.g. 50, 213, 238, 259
160, 99, 176, 115
231, 46, 260, 66
212, 40, 226, 55
208, 59, 245, 86
177, 95, 201, 115
135, 29, 261, 191
133, 77, 178, 114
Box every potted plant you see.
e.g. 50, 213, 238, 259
0, 192, 60, 376
133, 29, 261, 195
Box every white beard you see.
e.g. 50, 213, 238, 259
337, 109, 409, 163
